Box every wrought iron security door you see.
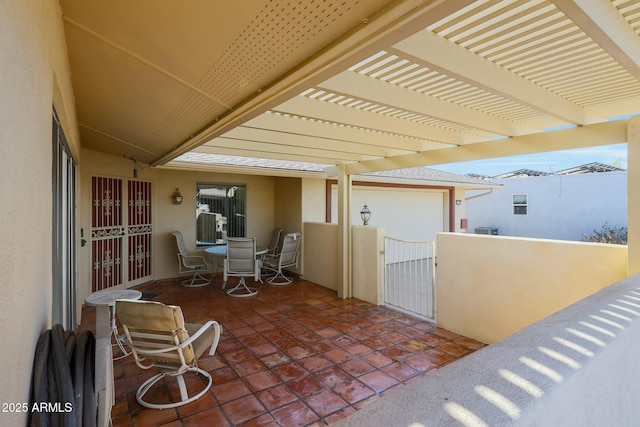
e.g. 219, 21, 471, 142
91, 177, 152, 292
127, 180, 152, 282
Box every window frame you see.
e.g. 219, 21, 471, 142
512, 193, 528, 215
195, 183, 247, 246
52, 109, 77, 329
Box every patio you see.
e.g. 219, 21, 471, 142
80, 276, 484, 426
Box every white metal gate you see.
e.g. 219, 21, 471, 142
384, 237, 436, 321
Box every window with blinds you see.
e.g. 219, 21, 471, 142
196, 183, 246, 245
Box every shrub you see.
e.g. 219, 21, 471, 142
581, 223, 627, 245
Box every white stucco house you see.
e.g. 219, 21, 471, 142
465, 163, 627, 241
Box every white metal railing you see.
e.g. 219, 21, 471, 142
384, 237, 436, 321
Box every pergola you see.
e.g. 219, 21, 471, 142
60, 0, 640, 289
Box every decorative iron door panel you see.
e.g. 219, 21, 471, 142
127, 180, 152, 282
91, 177, 124, 292
91, 177, 153, 291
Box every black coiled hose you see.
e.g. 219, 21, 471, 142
29, 325, 97, 427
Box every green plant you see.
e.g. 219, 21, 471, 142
581, 223, 627, 245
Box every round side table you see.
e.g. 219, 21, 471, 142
85, 289, 143, 359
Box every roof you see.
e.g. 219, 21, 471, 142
359, 167, 498, 187
60, 0, 640, 175
167, 153, 498, 188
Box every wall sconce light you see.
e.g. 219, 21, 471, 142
360, 204, 371, 225
456, 199, 462, 205
172, 188, 183, 205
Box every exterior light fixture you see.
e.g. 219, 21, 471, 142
172, 188, 183, 205
360, 204, 371, 225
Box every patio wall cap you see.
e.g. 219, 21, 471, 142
333, 273, 640, 426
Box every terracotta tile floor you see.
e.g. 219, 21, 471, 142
80, 275, 485, 426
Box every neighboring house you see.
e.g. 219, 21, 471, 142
329, 167, 499, 241
466, 163, 627, 241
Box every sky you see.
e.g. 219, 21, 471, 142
430, 143, 628, 177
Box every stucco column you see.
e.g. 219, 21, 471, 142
628, 117, 640, 276
336, 165, 353, 298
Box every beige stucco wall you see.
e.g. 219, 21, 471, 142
78, 149, 277, 305
78, 157, 328, 305
0, 1, 79, 421
303, 222, 339, 290
352, 226, 385, 304
301, 178, 326, 223
271, 176, 326, 276
274, 177, 302, 234
274, 177, 303, 274
303, 222, 385, 303
437, 233, 628, 343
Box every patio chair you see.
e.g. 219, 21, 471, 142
265, 227, 284, 256
224, 237, 261, 297
115, 299, 222, 410
172, 231, 213, 287
260, 227, 284, 274
262, 232, 302, 285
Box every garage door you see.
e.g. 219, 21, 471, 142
331, 186, 445, 241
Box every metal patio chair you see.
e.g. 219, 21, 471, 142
115, 299, 222, 409
172, 231, 213, 287
262, 232, 302, 285
224, 237, 261, 297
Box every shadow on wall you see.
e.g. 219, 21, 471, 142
333, 276, 640, 426
443, 282, 640, 426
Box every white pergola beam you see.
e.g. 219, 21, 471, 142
345, 119, 628, 174
275, 95, 484, 145
320, 70, 540, 136
553, 0, 640, 80
239, 112, 449, 152
153, 0, 476, 166
192, 141, 360, 164
392, 29, 605, 125
221, 126, 415, 158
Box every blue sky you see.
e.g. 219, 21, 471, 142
431, 143, 628, 176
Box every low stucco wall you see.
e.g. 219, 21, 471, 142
303, 222, 384, 303
352, 226, 385, 304
437, 233, 628, 343
334, 273, 640, 426
303, 222, 339, 290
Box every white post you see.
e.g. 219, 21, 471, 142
336, 165, 353, 298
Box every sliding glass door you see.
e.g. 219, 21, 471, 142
52, 110, 77, 329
